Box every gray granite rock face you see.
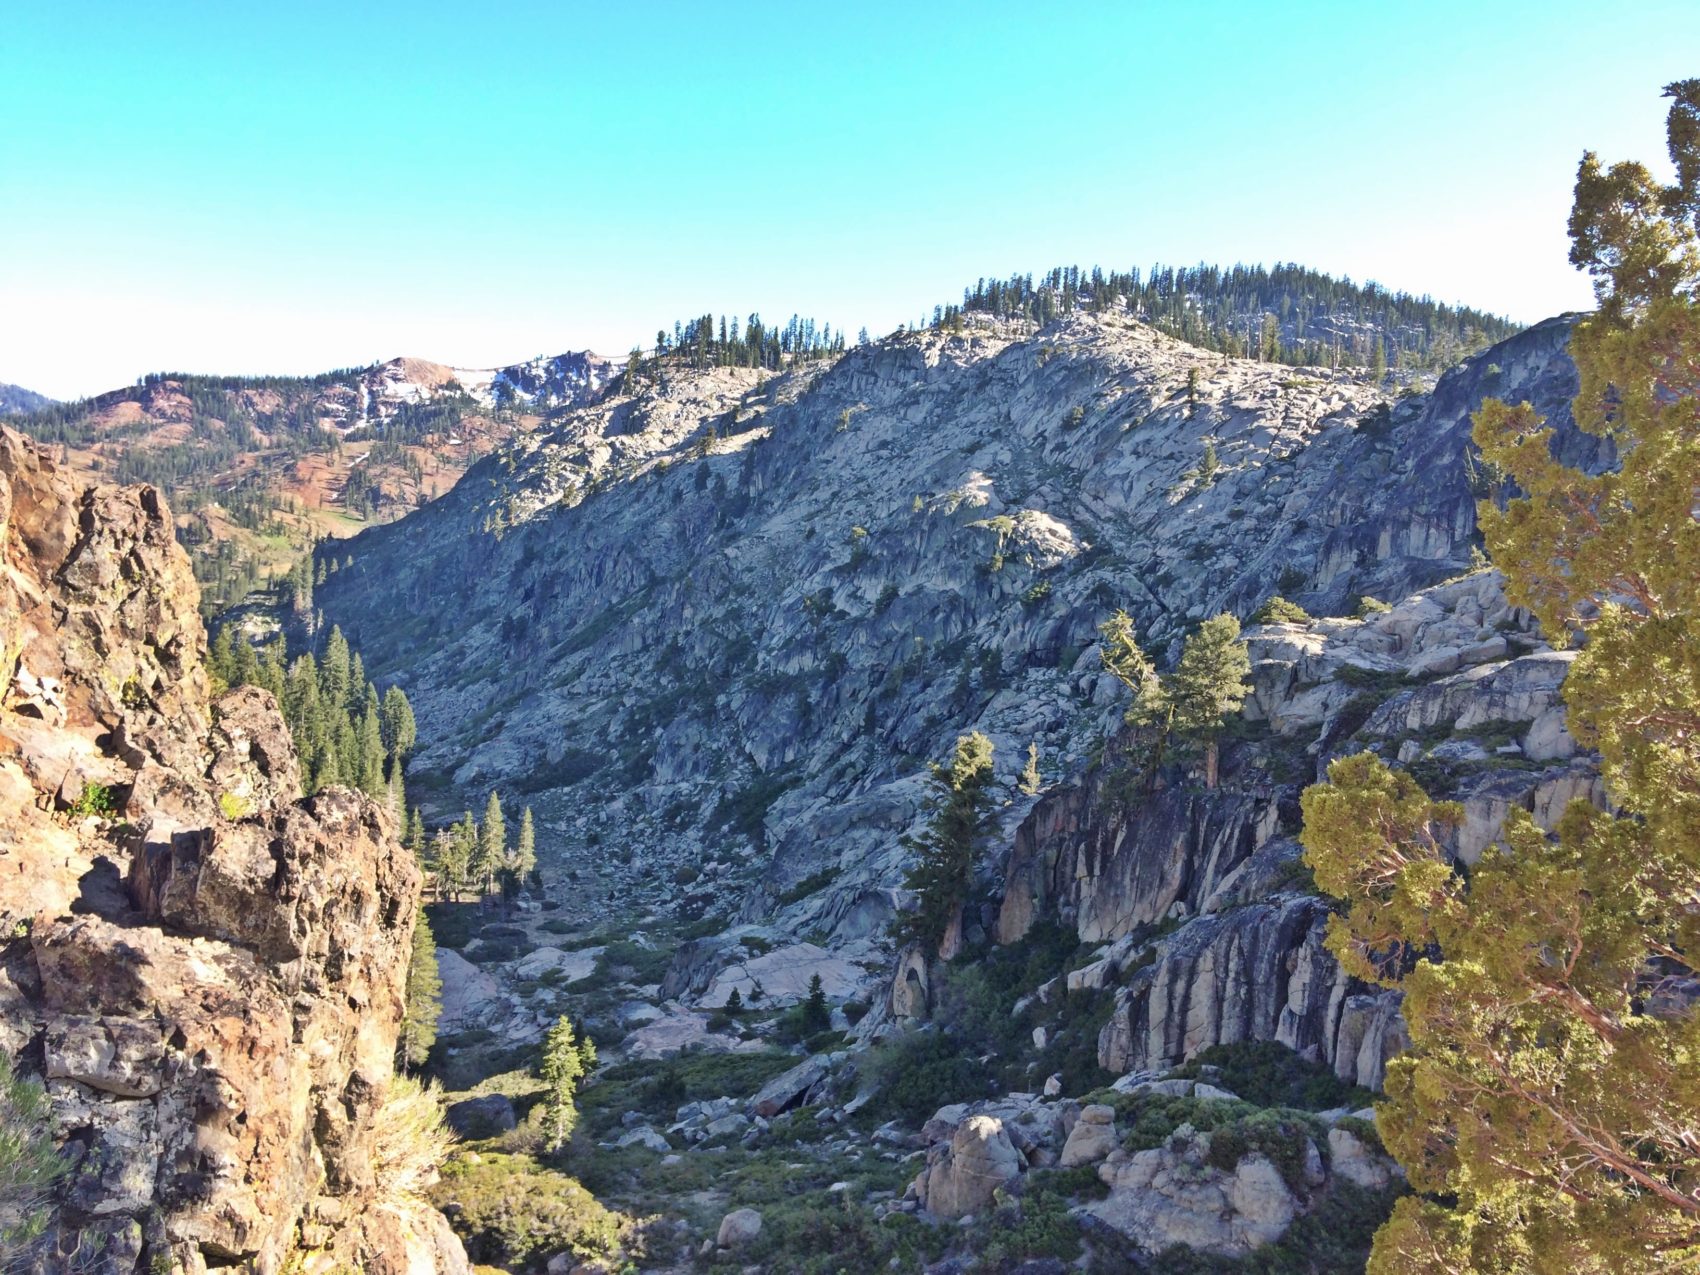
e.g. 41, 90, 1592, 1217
313, 312, 1592, 963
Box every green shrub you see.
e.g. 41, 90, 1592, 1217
431, 1152, 625, 1266
972, 1186, 1082, 1269
0, 1055, 63, 1251
861, 1029, 994, 1124
1352, 594, 1392, 617
1203, 1107, 1322, 1191
67, 783, 118, 817
775, 869, 835, 906
1250, 596, 1311, 625
593, 940, 672, 985
577, 1051, 797, 1138
1171, 1041, 1375, 1111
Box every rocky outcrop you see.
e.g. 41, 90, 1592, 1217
1087, 1138, 1305, 1257
0, 428, 463, 1274
1094, 897, 1407, 1089
1058, 1104, 1118, 1168
998, 570, 1598, 1092
907, 1088, 1398, 1257
997, 764, 1279, 946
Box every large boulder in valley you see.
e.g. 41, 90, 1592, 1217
716, 1207, 763, 1247
1087, 1136, 1300, 1256
445, 1094, 518, 1139
913, 1115, 1023, 1219
1058, 1103, 1117, 1168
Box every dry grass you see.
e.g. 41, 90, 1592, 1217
372, 1075, 457, 1202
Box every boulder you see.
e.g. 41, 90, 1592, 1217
1058, 1104, 1117, 1168
1087, 1137, 1300, 1256
716, 1207, 763, 1247
614, 1125, 671, 1153
444, 1095, 517, 1140
746, 1053, 833, 1118
913, 1115, 1023, 1219
1327, 1126, 1395, 1190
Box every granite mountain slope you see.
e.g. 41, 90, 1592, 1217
318, 309, 1589, 941
293, 306, 1617, 1269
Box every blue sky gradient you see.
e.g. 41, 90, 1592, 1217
4, 1, 1697, 398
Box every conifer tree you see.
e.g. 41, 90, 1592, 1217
539, 1015, 596, 1152
1018, 741, 1042, 796
455, 811, 484, 898
510, 806, 537, 894
381, 686, 417, 762
893, 733, 996, 955
480, 793, 505, 899
799, 973, 831, 1036
358, 701, 385, 797
1167, 614, 1251, 789
320, 627, 351, 710
1303, 80, 1700, 1273
398, 915, 441, 1071
209, 626, 235, 686
432, 828, 468, 902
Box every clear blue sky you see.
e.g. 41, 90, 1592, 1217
4, 1, 1696, 400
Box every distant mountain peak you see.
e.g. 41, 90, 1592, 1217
0, 381, 55, 415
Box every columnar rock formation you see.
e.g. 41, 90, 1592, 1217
0, 428, 465, 1274
992, 568, 1600, 1091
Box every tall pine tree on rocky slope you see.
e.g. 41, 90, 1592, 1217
1301, 79, 1700, 1274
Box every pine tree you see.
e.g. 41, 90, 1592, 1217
209, 625, 235, 686
320, 626, 351, 710
229, 634, 258, 689
1167, 615, 1251, 789
1303, 80, 1700, 1273
481, 792, 506, 900
398, 915, 441, 1070
512, 807, 537, 893
893, 733, 996, 955
358, 701, 385, 797
385, 754, 406, 817
1018, 741, 1042, 796
800, 973, 831, 1036
454, 811, 484, 898
725, 987, 743, 1015
539, 1015, 596, 1152
432, 828, 468, 902
381, 686, 417, 762
1196, 439, 1220, 485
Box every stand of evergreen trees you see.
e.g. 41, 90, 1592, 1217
935, 262, 1519, 370
636, 311, 847, 375
423, 792, 538, 906
208, 623, 417, 811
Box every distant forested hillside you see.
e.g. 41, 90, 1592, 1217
0, 382, 53, 415
934, 262, 1522, 370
